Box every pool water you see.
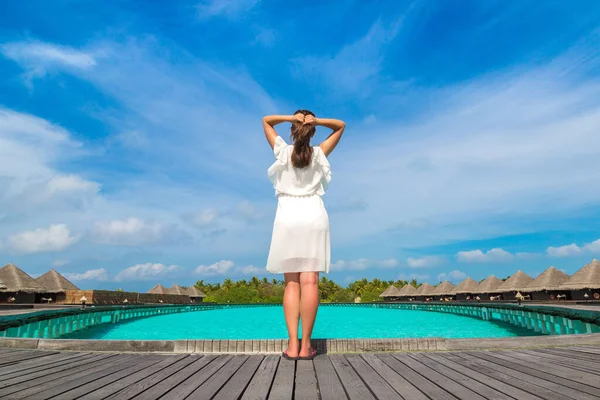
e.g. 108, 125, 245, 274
62, 306, 539, 340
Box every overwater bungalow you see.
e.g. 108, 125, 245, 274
184, 286, 206, 302
559, 259, 600, 300
0, 263, 46, 303
432, 281, 455, 301
451, 277, 480, 301
523, 266, 570, 301
413, 282, 435, 301
379, 285, 401, 302
396, 284, 417, 300
35, 269, 80, 303
148, 284, 167, 295
167, 284, 186, 296
496, 270, 534, 300
472, 276, 504, 300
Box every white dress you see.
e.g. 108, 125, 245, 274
266, 136, 331, 274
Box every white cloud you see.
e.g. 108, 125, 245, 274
197, 0, 260, 19
6, 224, 78, 254
1, 40, 96, 87
46, 175, 99, 196
64, 268, 109, 281
331, 258, 399, 271
456, 248, 513, 263
115, 263, 181, 281
195, 260, 235, 276
190, 208, 219, 227
437, 270, 467, 283
546, 243, 583, 258
406, 256, 444, 268
91, 218, 165, 246
237, 265, 263, 275
584, 239, 600, 253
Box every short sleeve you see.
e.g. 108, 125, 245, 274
273, 136, 288, 161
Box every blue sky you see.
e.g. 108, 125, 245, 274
1, 0, 600, 292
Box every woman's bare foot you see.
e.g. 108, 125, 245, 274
284, 338, 300, 358
299, 346, 317, 359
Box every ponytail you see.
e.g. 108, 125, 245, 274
290, 110, 316, 168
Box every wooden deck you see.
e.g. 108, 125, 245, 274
0, 346, 599, 399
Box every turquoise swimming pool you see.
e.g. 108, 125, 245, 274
61, 305, 538, 340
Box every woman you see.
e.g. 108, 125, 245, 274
263, 110, 345, 360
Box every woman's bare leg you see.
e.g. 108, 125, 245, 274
283, 272, 301, 357
299, 271, 319, 357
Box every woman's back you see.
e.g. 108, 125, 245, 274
267, 136, 331, 197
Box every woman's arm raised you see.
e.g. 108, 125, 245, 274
262, 114, 303, 149
314, 117, 345, 157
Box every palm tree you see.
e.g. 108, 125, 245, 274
223, 278, 233, 292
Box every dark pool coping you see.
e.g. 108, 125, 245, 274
2, 333, 600, 353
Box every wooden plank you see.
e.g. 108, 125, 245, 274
471, 350, 600, 398
451, 353, 567, 400
0, 353, 116, 398
392, 353, 485, 400
515, 350, 600, 379
535, 349, 600, 367
77, 355, 189, 399
0, 350, 59, 366
426, 353, 543, 400
214, 355, 264, 400
293, 360, 319, 400
129, 355, 216, 399
313, 355, 348, 400
408, 353, 510, 400
0, 352, 89, 381
444, 353, 557, 399
267, 357, 295, 400
360, 354, 426, 400
536, 348, 600, 363
345, 354, 403, 400
164, 355, 234, 399
378, 354, 456, 400
241, 355, 280, 400
15, 355, 141, 400
329, 354, 376, 400
51, 355, 165, 400
188, 355, 248, 399
569, 346, 600, 355
104, 355, 198, 399
0, 352, 113, 393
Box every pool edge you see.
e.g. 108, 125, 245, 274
2, 334, 600, 353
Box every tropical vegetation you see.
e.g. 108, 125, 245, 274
194, 277, 421, 304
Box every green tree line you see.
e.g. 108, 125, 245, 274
194, 277, 421, 304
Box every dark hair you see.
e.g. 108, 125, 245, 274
290, 109, 316, 168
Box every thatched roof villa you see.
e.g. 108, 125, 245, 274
523, 266, 570, 300
451, 277, 480, 300
495, 270, 534, 300
184, 286, 206, 299
35, 269, 79, 293
559, 259, 600, 300
432, 281, 455, 298
167, 284, 186, 296
0, 263, 46, 303
413, 282, 434, 300
397, 284, 417, 298
148, 284, 167, 295
379, 285, 401, 299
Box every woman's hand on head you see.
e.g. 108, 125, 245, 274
303, 114, 316, 126
293, 113, 305, 124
